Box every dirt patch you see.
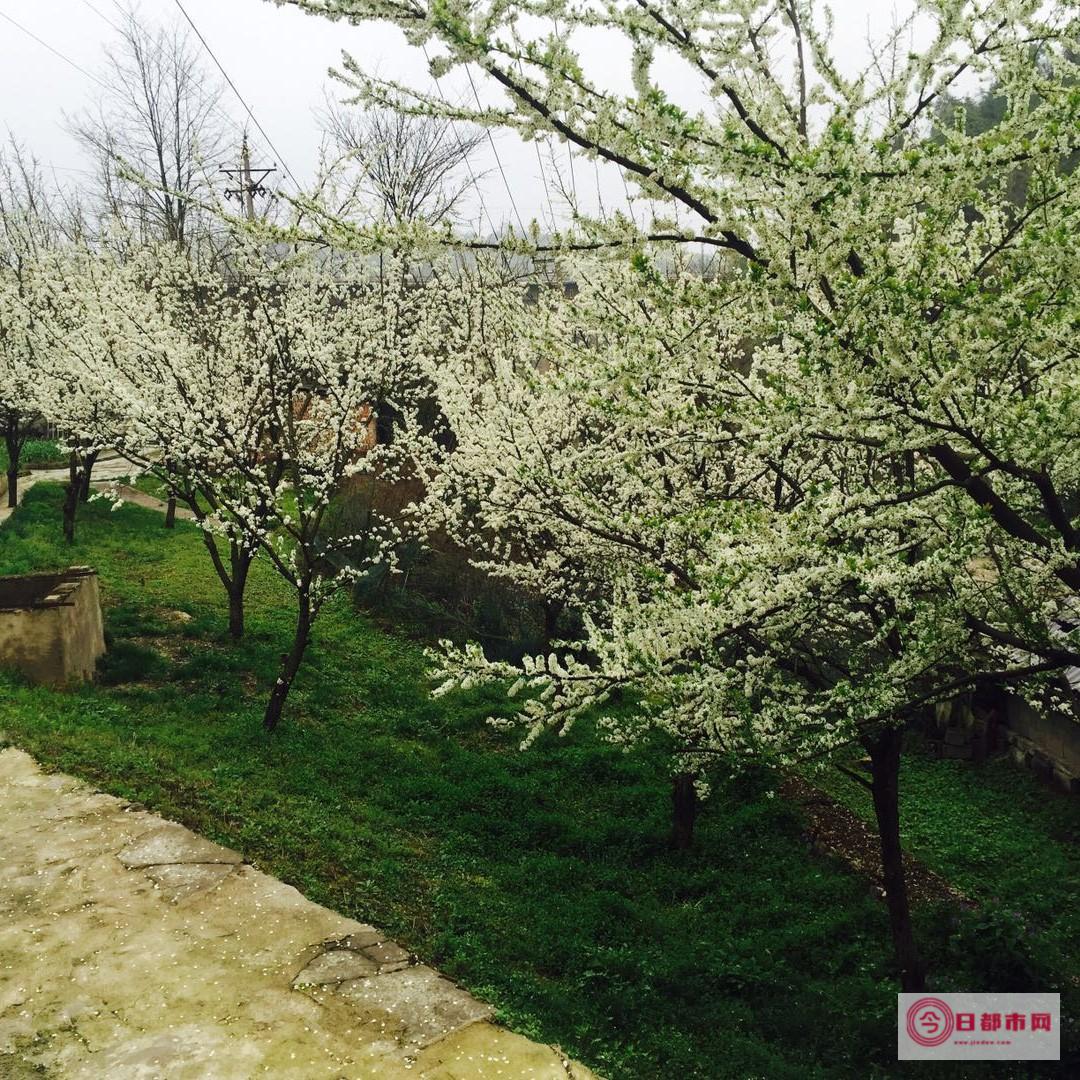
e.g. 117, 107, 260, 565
781, 774, 974, 908
132, 633, 188, 663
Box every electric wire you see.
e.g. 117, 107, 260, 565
0, 10, 113, 94
170, 0, 302, 192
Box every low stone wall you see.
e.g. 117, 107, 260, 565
0, 567, 106, 686
1001, 696, 1080, 793
925, 690, 1079, 794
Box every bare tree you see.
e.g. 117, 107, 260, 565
67, 4, 230, 253
323, 103, 485, 225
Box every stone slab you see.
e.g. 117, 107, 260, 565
333, 964, 494, 1049
293, 946, 380, 986
144, 861, 238, 902
117, 823, 244, 868
0, 747, 601, 1078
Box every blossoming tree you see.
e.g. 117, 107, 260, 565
0, 151, 59, 509
426, 255, 1030, 986
281, 0, 1080, 990
0, 176, 124, 543
0, 241, 39, 509
96, 240, 447, 728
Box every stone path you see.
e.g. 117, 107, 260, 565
0, 748, 597, 1078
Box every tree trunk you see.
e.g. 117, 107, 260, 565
262, 588, 313, 731
196, 522, 255, 641
163, 456, 179, 529
542, 597, 565, 650
669, 771, 698, 850
228, 586, 245, 641
227, 545, 252, 641
78, 449, 100, 502
4, 425, 21, 508
62, 453, 80, 544
867, 725, 926, 992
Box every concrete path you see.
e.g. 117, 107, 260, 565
88, 482, 197, 522
0, 453, 146, 528
0, 748, 597, 1079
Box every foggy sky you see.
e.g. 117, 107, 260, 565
1, 0, 933, 231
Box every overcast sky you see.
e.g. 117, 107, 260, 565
0, 0, 929, 232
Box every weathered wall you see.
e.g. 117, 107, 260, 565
926, 691, 1079, 794
1002, 696, 1080, 792
0, 567, 105, 686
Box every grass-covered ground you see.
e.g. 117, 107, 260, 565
0, 484, 1076, 1077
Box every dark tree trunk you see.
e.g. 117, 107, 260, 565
62, 453, 80, 544
4, 427, 21, 508
227, 545, 253, 641
669, 771, 698, 850
195, 520, 254, 641
542, 597, 565, 650
78, 449, 99, 502
262, 588, 313, 732
163, 456, 179, 529
867, 725, 926, 992
228, 587, 245, 640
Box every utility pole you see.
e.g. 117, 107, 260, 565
241, 138, 255, 221
222, 135, 277, 220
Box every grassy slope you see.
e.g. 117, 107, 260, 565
0, 485, 1075, 1078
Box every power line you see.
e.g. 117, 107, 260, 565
170, 0, 301, 193
80, 0, 249, 148
534, 140, 557, 235
0, 8, 247, 199
552, 17, 577, 207
421, 43, 499, 242
463, 64, 527, 237
594, 158, 606, 221
79, 0, 123, 35
513, 54, 558, 235
0, 10, 113, 94
47, 163, 100, 178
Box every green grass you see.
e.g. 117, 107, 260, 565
127, 472, 170, 500
125, 471, 284, 521
0, 484, 1075, 1077
0, 438, 66, 473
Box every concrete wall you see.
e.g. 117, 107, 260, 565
0, 567, 105, 686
